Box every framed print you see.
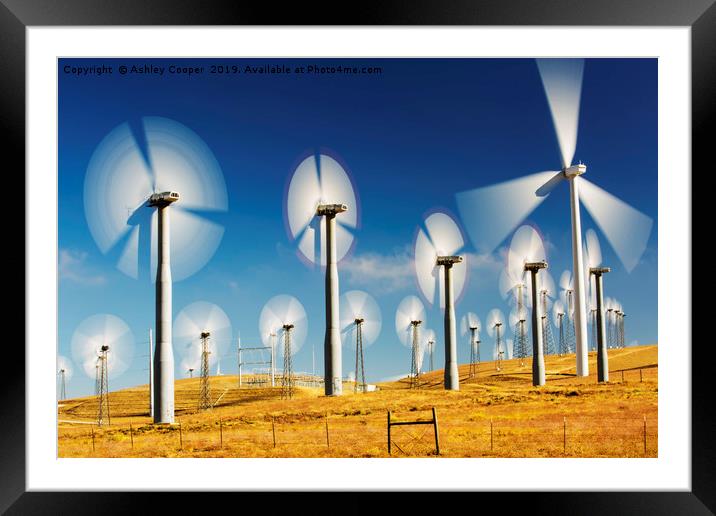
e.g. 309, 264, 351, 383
4, 0, 711, 512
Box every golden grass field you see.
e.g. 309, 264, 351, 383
58, 345, 657, 458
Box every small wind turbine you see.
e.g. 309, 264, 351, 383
285, 153, 358, 397
414, 212, 467, 391
57, 356, 73, 401
173, 301, 232, 410
396, 295, 426, 388
71, 314, 135, 426
456, 59, 653, 378
259, 295, 308, 399
424, 328, 437, 373
460, 312, 481, 378
339, 290, 382, 393
487, 309, 505, 372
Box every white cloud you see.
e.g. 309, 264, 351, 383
341, 247, 415, 294
59, 249, 107, 286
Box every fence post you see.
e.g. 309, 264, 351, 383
179, 420, 183, 451
91, 426, 95, 452
490, 419, 493, 452
325, 412, 330, 449
432, 407, 440, 455
640, 369, 643, 382
219, 417, 223, 449
272, 416, 276, 448
129, 422, 134, 449
643, 415, 647, 455
621, 370, 624, 382
563, 417, 567, 454
387, 411, 392, 455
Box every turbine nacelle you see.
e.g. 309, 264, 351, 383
316, 203, 348, 216
147, 191, 180, 207
282, 323, 295, 331
563, 163, 587, 178
589, 266, 611, 276
524, 260, 548, 272
410, 320, 422, 327
354, 317, 365, 325
200, 331, 211, 339
436, 255, 463, 267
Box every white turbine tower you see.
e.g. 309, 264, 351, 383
456, 59, 653, 377
423, 328, 437, 373
84, 116, 228, 423
395, 295, 426, 387
414, 212, 467, 391
259, 295, 308, 397
173, 301, 232, 408
339, 290, 382, 393
486, 309, 505, 372
507, 225, 549, 386
285, 153, 358, 397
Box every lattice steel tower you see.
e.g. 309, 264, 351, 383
96, 345, 111, 426
495, 322, 504, 371
409, 320, 422, 389
353, 318, 366, 393
565, 290, 576, 353
281, 324, 295, 399
557, 312, 568, 356
541, 290, 556, 356
199, 331, 212, 410
514, 284, 529, 366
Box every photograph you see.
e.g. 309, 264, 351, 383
56, 56, 658, 459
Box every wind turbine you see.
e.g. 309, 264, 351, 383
584, 229, 611, 382
259, 295, 308, 399
424, 328, 437, 373
285, 153, 358, 397
414, 211, 467, 391
71, 314, 135, 425
487, 309, 505, 372
456, 59, 653, 377
84, 116, 228, 423
173, 301, 232, 410
57, 356, 73, 401
339, 290, 382, 393
460, 312, 481, 378
507, 225, 549, 386
395, 295, 426, 388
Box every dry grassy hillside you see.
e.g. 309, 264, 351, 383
58, 345, 657, 458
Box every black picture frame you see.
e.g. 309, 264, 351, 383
5, 0, 708, 513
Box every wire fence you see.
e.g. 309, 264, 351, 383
58, 411, 657, 458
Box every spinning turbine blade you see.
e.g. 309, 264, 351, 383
287, 156, 322, 238
395, 295, 425, 347
486, 308, 505, 337
585, 228, 602, 268
536, 58, 585, 169
150, 208, 226, 282
340, 290, 382, 347
57, 355, 74, 382
71, 314, 135, 379
84, 117, 228, 282
456, 171, 557, 255
414, 212, 467, 309
578, 178, 653, 273
259, 295, 308, 355
173, 301, 232, 365
285, 154, 358, 265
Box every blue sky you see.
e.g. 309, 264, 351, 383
58, 58, 658, 397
